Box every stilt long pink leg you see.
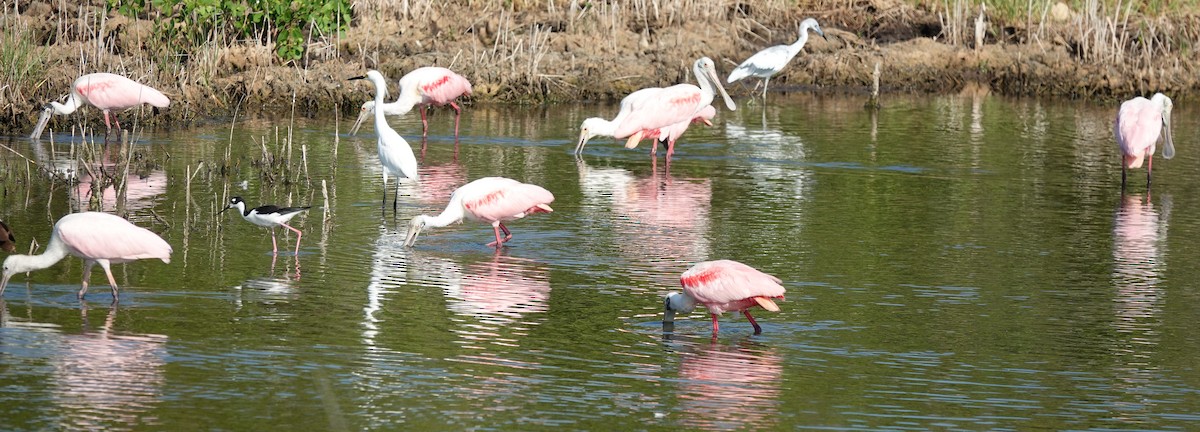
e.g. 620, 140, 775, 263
280, 222, 304, 255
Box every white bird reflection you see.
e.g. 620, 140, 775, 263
1, 302, 167, 430
673, 339, 784, 431
363, 227, 411, 347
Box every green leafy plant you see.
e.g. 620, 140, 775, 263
107, 0, 351, 61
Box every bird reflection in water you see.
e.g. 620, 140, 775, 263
73, 169, 167, 216
670, 337, 783, 431
0, 301, 167, 430
1109, 193, 1170, 421
576, 157, 713, 285
447, 252, 552, 326
1111, 193, 1168, 330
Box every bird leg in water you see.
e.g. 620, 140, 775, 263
1121, 164, 1127, 189
487, 223, 515, 247
710, 313, 721, 334
744, 310, 763, 334
280, 222, 303, 255
420, 106, 430, 138
1147, 155, 1153, 188
450, 102, 462, 139
270, 229, 280, 255
101, 262, 120, 303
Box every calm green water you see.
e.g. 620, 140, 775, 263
2, 93, 1200, 430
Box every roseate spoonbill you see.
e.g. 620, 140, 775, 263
349, 70, 420, 211
222, 197, 311, 255
664, 260, 786, 335
727, 18, 828, 101
1115, 93, 1175, 188
404, 177, 555, 248
0, 220, 14, 253
577, 57, 736, 155
31, 73, 170, 140
0, 212, 172, 302
633, 105, 717, 160
350, 67, 473, 140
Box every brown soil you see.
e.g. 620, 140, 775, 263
2, 0, 1197, 133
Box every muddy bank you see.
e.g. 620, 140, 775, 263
1, 0, 1197, 133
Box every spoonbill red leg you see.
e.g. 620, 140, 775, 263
80, 260, 121, 301
744, 310, 764, 334
486, 223, 515, 248
710, 313, 721, 334
488, 224, 505, 247
1147, 155, 1153, 187
420, 106, 430, 138
450, 101, 462, 139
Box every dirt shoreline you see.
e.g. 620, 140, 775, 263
1, 1, 1197, 134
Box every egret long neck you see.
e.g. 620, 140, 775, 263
423, 200, 467, 228
372, 83, 390, 130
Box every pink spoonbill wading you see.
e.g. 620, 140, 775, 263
349, 70, 421, 211
31, 73, 170, 140
0, 212, 172, 302
350, 66, 473, 141
633, 105, 717, 161
222, 197, 311, 256
1115, 92, 1175, 188
727, 17, 827, 102
576, 57, 736, 156
664, 260, 786, 335
404, 177, 555, 249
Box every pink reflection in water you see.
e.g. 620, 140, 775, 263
51, 306, 167, 430
447, 253, 552, 325
73, 170, 167, 215
1111, 193, 1167, 326
578, 159, 712, 282
676, 341, 783, 431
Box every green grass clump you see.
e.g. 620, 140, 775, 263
0, 17, 43, 100
107, 0, 351, 61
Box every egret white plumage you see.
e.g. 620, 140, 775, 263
349, 70, 420, 211
727, 18, 827, 101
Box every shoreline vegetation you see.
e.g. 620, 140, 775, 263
1, 0, 1197, 133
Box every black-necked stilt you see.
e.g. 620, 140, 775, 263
0, 219, 15, 252
348, 70, 420, 212
222, 197, 311, 255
